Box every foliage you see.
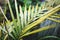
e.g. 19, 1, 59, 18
0, 0, 60, 40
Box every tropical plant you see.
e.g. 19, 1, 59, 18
0, 0, 60, 40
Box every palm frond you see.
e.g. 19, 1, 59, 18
39, 36, 60, 40
7, 0, 15, 21
22, 5, 60, 34
47, 18, 60, 23
0, 7, 9, 22
0, 0, 60, 40
20, 24, 56, 38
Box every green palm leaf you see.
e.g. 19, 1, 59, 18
0, 0, 60, 40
